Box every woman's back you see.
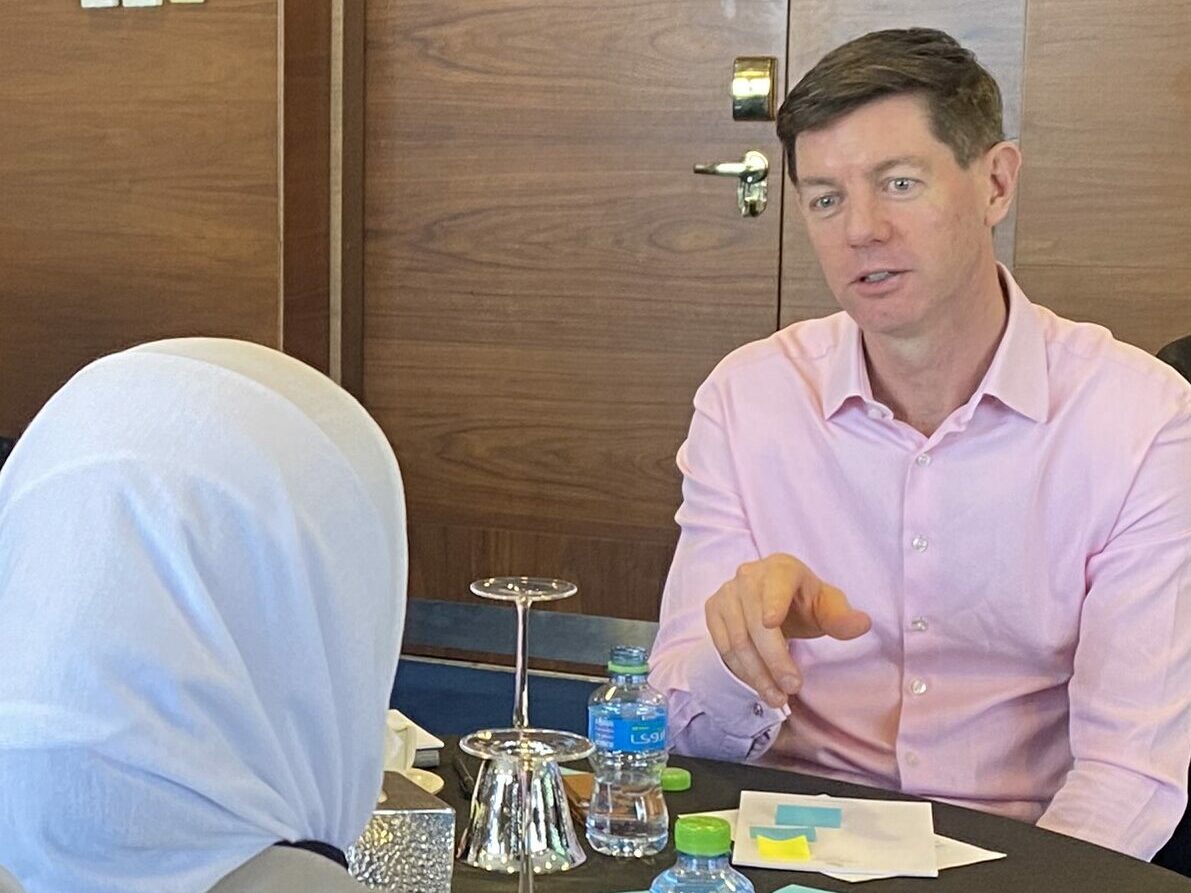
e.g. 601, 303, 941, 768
0, 339, 407, 893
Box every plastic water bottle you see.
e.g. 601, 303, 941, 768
649, 816, 755, 893
586, 645, 669, 857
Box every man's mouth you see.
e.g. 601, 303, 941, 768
857, 270, 900, 284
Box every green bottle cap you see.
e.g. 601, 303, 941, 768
661, 766, 691, 792
607, 645, 649, 675
674, 815, 731, 857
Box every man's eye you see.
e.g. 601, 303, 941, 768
812, 195, 837, 211
890, 178, 916, 192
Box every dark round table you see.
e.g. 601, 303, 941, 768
439, 739, 1190, 892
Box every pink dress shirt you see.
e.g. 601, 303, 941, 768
649, 267, 1191, 859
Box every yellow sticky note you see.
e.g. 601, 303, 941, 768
756, 833, 811, 861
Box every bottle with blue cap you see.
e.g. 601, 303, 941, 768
649, 816, 755, 893
586, 645, 670, 856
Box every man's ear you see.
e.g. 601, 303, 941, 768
983, 140, 1022, 229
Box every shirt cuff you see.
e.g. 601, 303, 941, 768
677, 634, 790, 760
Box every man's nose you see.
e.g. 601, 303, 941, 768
844, 193, 892, 247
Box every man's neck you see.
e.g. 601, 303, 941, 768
864, 268, 1009, 438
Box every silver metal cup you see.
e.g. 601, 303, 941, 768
347, 771, 455, 892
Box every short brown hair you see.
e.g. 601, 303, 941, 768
776, 28, 1004, 181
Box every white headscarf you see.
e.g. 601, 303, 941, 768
0, 339, 407, 893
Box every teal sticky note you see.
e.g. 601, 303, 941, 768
774, 804, 843, 828
748, 824, 817, 842
773, 885, 834, 893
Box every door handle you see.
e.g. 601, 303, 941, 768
693, 149, 768, 217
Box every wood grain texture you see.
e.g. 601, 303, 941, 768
283, 0, 332, 373
0, 1, 334, 433
407, 523, 676, 621
365, 0, 788, 616
779, 2, 1026, 328
1013, 265, 1191, 354
331, 0, 366, 396
1015, 0, 1191, 348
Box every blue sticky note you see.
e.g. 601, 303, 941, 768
774, 804, 843, 828
748, 824, 817, 842
774, 885, 835, 893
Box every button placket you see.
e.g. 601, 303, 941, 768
900, 433, 939, 771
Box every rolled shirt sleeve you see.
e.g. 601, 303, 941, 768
649, 377, 789, 763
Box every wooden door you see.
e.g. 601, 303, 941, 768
0, 1, 331, 436
364, 0, 788, 619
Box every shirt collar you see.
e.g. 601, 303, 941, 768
976, 265, 1049, 423
819, 263, 1049, 424
821, 315, 873, 420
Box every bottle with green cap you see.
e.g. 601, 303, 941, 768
649, 816, 755, 893
586, 645, 670, 856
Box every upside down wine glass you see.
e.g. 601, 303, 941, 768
457, 578, 594, 882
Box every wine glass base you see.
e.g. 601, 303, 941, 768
469, 576, 578, 604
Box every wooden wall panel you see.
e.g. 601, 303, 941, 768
0, 1, 333, 435
1015, 0, 1191, 351
283, 1, 333, 372
408, 524, 675, 621
331, 0, 366, 397
0, 2, 279, 435
365, 0, 788, 615
779, 2, 1027, 328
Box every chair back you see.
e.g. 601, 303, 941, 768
0, 866, 26, 893
207, 847, 366, 893
1153, 763, 1191, 877
1157, 334, 1191, 384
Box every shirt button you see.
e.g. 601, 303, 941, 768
752, 702, 765, 718
911, 536, 929, 552
910, 617, 929, 632
915, 453, 931, 467
866, 406, 883, 419
904, 751, 920, 767
909, 678, 929, 696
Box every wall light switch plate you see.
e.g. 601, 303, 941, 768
122, 0, 164, 6
81, 0, 120, 7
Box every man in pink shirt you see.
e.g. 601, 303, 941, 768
649, 27, 1191, 861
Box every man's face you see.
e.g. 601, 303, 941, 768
794, 94, 1006, 340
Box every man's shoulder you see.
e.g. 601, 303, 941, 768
1037, 305, 1191, 414
707, 312, 850, 385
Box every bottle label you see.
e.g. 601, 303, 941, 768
588, 710, 667, 752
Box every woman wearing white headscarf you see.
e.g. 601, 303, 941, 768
0, 338, 407, 893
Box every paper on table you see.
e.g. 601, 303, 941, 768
385, 709, 443, 768
414, 724, 444, 751
822, 833, 1006, 883
733, 791, 937, 877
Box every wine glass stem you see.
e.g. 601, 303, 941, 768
514, 598, 530, 729
519, 759, 534, 893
